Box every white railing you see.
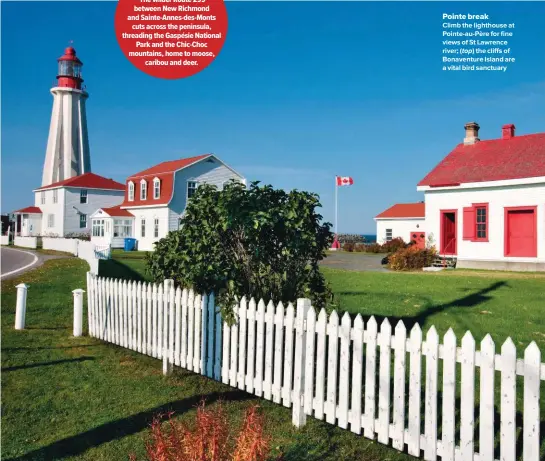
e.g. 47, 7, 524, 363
86, 274, 543, 461
94, 244, 111, 260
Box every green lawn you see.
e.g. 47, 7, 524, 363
1, 259, 415, 461
3, 255, 544, 460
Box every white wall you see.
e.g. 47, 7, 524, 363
168, 159, 244, 231
19, 214, 43, 237
376, 218, 426, 244
424, 183, 545, 262
1, 236, 10, 245
35, 188, 65, 236
64, 188, 125, 235
14, 236, 38, 249
131, 207, 169, 251
42, 237, 79, 255
77, 241, 99, 274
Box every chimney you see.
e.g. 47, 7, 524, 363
464, 122, 480, 145
502, 123, 515, 140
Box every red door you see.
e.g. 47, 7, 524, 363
441, 211, 457, 255
505, 209, 537, 257
410, 231, 426, 249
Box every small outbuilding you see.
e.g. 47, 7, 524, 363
375, 202, 426, 247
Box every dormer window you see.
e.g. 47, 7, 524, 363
140, 179, 147, 200
153, 177, 161, 199
128, 181, 135, 201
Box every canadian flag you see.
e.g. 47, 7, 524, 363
336, 176, 354, 186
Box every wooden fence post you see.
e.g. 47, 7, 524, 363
72, 288, 85, 337
292, 298, 311, 428
14, 283, 28, 330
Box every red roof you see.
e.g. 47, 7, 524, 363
14, 206, 42, 214
35, 173, 125, 191
376, 203, 425, 219
121, 154, 211, 207
418, 132, 545, 187
102, 205, 134, 217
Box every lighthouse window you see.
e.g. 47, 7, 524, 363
80, 189, 88, 204
41, 191, 45, 205
53, 189, 58, 204
48, 214, 55, 228
141, 180, 147, 200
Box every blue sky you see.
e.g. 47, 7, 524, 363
2, 1, 545, 233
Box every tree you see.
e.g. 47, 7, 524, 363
146, 181, 334, 322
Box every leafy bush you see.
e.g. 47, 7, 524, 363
64, 232, 91, 241
146, 181, 334, 322
387, 246, 437, 271
130, 401, 270, 461
381, 237, 407, 253
365, 243, 384, 253
343, 242, 355, 252
354, 243, 366, 252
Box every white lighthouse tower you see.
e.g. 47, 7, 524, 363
41, 46, 91, 187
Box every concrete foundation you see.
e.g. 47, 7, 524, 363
456, 259, 545, 272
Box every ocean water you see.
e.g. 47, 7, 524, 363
362, 234, 377, 243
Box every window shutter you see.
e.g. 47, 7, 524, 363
463, 207, 475, 240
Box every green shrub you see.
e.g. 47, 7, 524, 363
382, 237, 406, 253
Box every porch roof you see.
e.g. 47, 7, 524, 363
14, 206, 42, 214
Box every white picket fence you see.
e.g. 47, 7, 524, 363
86, 273, 544, 461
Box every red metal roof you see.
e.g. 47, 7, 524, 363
418, 132, 545, 187
35, 173, 125, 191
122, 154, 211, 207
102, 205, 134, 217
14, 206, 42, 214
376, 203, 425, 219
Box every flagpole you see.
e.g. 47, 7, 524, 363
335, 176, 338, 237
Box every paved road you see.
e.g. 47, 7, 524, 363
320, 252, 388, 272
0, 247, 68, 281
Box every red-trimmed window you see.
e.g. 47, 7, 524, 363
463, 203, 488, 242
463, 203, 488, 241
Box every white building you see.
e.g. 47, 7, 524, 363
417, 122, 545, 271
13, 47, 127, 238
91, 154, 245, 251
374, 203, 426, 247
89, 205, 135, 249
14, 173, 125, 237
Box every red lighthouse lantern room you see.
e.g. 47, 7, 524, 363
57, 47, 83, 89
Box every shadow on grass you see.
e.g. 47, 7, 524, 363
340, 281, 507, 330
2, 357, 94, 372
99, 258, 147, 282
5, 389, 252, 461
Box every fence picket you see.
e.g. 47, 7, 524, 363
207, 293, 215, 378
157, 284, 164, 360
107, 279, 114, 343
460, 331, 476, 461
169, 283, 176, 366
181, 289, 188, 367
187, 290, 195, 371
201, 294, 208, 375
122, 280, 128, 349
237, 297, 248, 390
364, 316, 378, 439
264, 301, 275, 401
282, 303, 295, 408
96, 276, 103, 339
338, 312, 351, 429
174, 287, 182, 366
229, 304, 239, 386
136, 282, 142, 353
442, 328, 457, 461
325, 310, 339, 425
350, 314, 364, 434
408, 323, 422, 457
392, 321, 407, 450
193, 294, 202, 373
523, 342, 540, 461
304, 306, 316, 415
163, 282, 171, 372
214, 303, 222, 380
314, 308, 327, 420
292, 299, 310, 427
500, 338, 516, 461
114, 279, 120, 345
377, 318, 392, 445
146, 283, 152, 356
87, 273, 94, 336
246, 298, 256, 393
479, 334, 495, 461
129, 281, 135, 350
222, 311, 230, 384
255, 300, 266, 397
272, 302, 285, 404
152, 284, 158, 357
424, 326, 439, 461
